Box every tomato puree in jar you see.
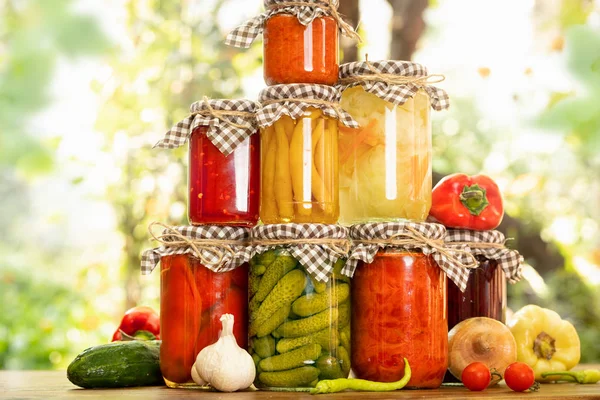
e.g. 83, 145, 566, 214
188, 126, 260, 226
351, 251, 448, 388
263, 14, 339, 85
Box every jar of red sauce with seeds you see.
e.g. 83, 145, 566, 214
264, 13, 338, 85
141, 224, 252, 388
347, 222, 473, 389
154, 99, 260, 227
188, 126, 259, 226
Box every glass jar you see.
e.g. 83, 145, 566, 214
352, 250, 447, 389
338, 85, 432, 224
160, 254, 248, 388
260, 107, 339, 224
447, 255, 506, 331
264, 14, 339, 85
189, 126, 260, 226
248, 250, 350, 390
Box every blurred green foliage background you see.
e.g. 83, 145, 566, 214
1, 0, 599, 369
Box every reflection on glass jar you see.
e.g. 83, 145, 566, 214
447, 255, 506, 331
263, 14, 339, 85
248, 250, 350, 390
188, 126, 260, 226
352, 250, 447, 389
260, 108, 339, 224
160, 254, 248, 388
339, 86, 432, 224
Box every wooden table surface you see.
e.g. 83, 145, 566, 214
2, 368, 600, 400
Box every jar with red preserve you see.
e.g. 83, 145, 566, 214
225, 0, 360, 85
346, 222, 474, 389
444, 229, 524, 331
141, 223, 252, 388
155, 99, 260, 227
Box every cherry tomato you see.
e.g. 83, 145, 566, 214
461, 362, 491, 391
504, 362, 537, 392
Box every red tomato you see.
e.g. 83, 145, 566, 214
461, 362, 491, 391
504, 362, 537, 392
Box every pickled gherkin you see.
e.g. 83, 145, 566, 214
248, 250, 351, 390
292, 283, 350, 317
259, 343, 321, 372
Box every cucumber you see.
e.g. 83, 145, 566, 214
67, 340, 163, 388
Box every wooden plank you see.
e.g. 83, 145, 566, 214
1, 370, 599, 400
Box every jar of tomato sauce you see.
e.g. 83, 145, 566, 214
141, 224, 252, 388
225, 0, 360, 85
249, 223, 351, 391
445, 229, 524, 331
155, 99, 260, 227
337, 60, 450, 224
256, 84, 358, 224
346, 222, 473, 389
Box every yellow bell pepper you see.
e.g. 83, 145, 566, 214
508, 305, 580, 381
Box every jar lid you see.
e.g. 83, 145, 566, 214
338, 60, 450, 111
154, 98, 258, 156
347, 222, 477, 292
252, 223, 350, 282
256, 84, 358, 128
225, 0, 359, 49
141, 223, 252, 274
445, 229, 524, 283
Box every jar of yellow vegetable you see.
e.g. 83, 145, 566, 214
256, 84, 359, 224
337, 60, 450, 224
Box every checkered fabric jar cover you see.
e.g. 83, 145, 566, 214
154, 99, 258, 157
140, 224, 252, 274
346, 222, 474, 292
251, 223, 350, 282
257, 84, 359, 128
225, 0, 356, 49
445, 229, 524, 283
338, 60, 450, 111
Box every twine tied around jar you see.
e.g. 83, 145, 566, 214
252, 237, 351, 258
189, 96, 257, 130
267, 0, 362, 42
148, 222, 249, 265
447, 241, 508, 250
353, 226, 479, 269
260, 98, 346, 121
338, 54, 446, 87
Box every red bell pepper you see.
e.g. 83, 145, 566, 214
111, 306, 161, 341
429, 173, 504, 231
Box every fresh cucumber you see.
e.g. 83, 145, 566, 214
67, 340, 163, 388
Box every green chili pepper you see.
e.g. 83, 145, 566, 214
310, 358, 411, 394
541, 370, 600, 384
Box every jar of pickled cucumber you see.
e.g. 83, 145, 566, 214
249, 224, 352, 391
445, 229, 523, 331
346, 222, 474, 389
141, 223, 253, 388
337, 61, 450, 224
256, 84, 358, 224
225, 0, 360, 85
155, 99, 260, 227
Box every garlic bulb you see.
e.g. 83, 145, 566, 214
190, 362, 206, 386
193, 314, 255, 392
